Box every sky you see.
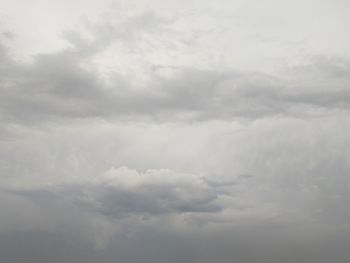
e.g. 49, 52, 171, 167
1, 0, 350, 262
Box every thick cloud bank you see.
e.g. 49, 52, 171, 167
1, 0, 350, 262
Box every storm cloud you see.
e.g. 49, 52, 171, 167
1, 0, 350, 262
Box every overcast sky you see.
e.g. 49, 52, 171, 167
1, 0, 350, 262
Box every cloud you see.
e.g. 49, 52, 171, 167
1, 161, 350, 262
1, 116, 350, 225
4, 167, 224, 221
2, 36, 350, 124
0, 166, 230, 258
1, 1, 350, 262
62, 11, 172, 56
1, 8, 350, 125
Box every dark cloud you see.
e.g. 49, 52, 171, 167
2, 183, 350, 263
1, 10, 350, 125
5, 167, 224, 219
2, 227, 350, 263
2, 39, 350, 124
1, 2, 350, 262
2, 31, 15, 39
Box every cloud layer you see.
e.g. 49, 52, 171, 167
1, 0, 350, 262
2, 37, 350, 124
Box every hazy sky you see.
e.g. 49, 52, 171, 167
1, 0, 350, 262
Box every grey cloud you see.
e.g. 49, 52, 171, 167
4, 149, 350, 226
2, 1, 350, 262
2, 31, 15, 39
2, 53, 350, 124
62, 11, 172, 55
2, 166, 350, 263
1, 13, 350, 125
5, 167, 224, 220
1, 118, 350, 262
1, 116, 350, 227
2, 226, 350, 263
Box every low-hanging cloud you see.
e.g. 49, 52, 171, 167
1, 13, 350, 125
1, 1, 350, 262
